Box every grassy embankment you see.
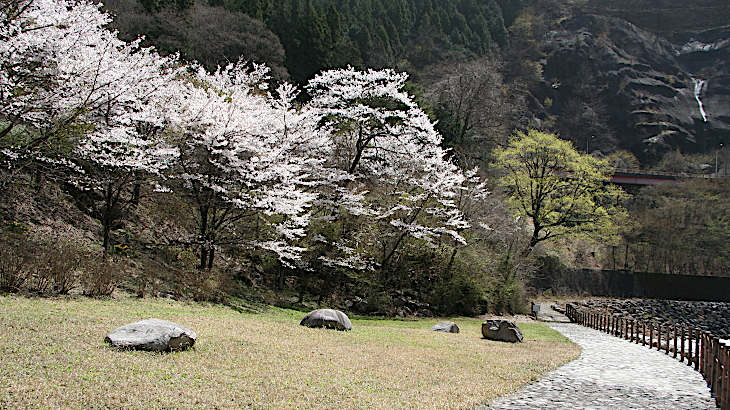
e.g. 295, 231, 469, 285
0, 295, 579, 409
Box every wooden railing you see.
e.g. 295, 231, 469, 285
565, 304, 730, 409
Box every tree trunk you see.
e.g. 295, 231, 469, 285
102, 183, 114, 254
199, 206, 209, 270
444, 248, 459, 279
207, 247, 215, 270
102, 223, 111, 254
522, 225, 541, 257
131, 183, 140, 207
0, 122, 14, 140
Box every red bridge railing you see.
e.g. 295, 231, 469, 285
565, 303, 729, 409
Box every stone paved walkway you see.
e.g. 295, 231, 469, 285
484, 323, 716, 409
535, 304, 571, 323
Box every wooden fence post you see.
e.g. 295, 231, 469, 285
700, 331, 712, 378
700, 331, 705, 375
658, 324, 662, 351
642, 322, 646, 346
629, 319, 634, 343
673, 324, 678, 358
650, 324, 654, 350
703, 331, 707, 375
681, 327, 685, 363
722, 345, 730, 408
688, 328, 694, 367
713, 338, 718, 404
619, 318, 623, 339
629, 319, 634, 342
626, 319, 634, 342
695, 329, 700, 372
712, 337, 719, 407
665, 325, 670, 355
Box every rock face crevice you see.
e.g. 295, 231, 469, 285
531, 12, 730, 161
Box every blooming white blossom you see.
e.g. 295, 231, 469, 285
305, 67, 483, 270
1, 0, 179, 146
161, 61, 325, 266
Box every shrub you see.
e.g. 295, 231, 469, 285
31, 235, 91, 295
490, 254, 528, 315
430, 274, 488, 316
81, 256, 123, 297
0, 235, 31, 292
179, 267, 232, 303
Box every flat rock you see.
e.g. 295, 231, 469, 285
300, 309, 352, 331
105, 319, 196, 351
431, 321, 460, 333
482, 319, 524, 343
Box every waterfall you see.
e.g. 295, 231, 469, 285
692, 78, 708, 122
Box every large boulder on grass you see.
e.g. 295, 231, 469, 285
300, 309, 352, 331
431, 321, 460, 333
481, 319, 523, 343
105, 319, 197, 351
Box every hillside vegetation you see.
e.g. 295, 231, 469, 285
114, 0, 524, 82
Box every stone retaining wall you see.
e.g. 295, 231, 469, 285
574, 299, 730, 339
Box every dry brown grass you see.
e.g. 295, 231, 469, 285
0, 295, 579, 409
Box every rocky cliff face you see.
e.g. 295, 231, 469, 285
530, 13, 730, 161
676, 27, 730, 133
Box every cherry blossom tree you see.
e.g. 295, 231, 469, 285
304, 67, 480, 276
0, 0, 185, 252
161, 61, 322, 270
74, 124, 178, 253
0, 0, 178, 171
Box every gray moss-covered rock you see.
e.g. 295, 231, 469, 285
300, 309, 352, 331
431, 321, 460, 333
105, 319, 197, 351
482, 319, 523, 343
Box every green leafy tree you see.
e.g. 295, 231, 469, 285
493, 129, 627, 255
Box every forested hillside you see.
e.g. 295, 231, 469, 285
106, 0, 523, 82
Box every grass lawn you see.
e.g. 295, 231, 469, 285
0, 295, 579, 409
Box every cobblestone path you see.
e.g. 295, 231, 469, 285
484, 323, 716, 409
